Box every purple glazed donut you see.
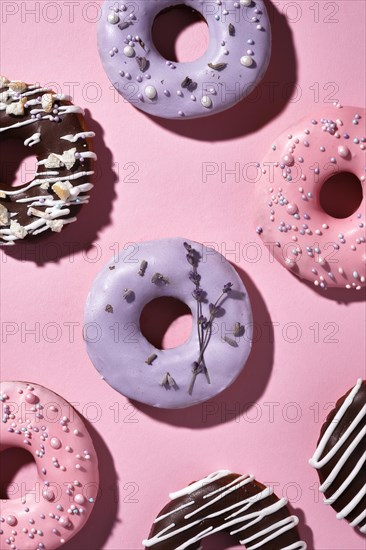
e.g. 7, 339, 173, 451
98, 0, 271, 119
84, 238, 253, 409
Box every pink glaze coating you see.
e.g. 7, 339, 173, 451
0, 381, 99, 550
254, 105, 366, 290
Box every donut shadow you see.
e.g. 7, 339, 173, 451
294, 273, 366, 305
143, 2, 297, 141
2, 109, 117, 265
354, 525, 366, 540
62, 422, 120, 550
287, 503, 315, 550
132, 267, 274, 427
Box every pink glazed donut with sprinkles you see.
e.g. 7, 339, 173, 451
255, 105, 366, 290
0, 381, 99, 550
98, 0, 271, 119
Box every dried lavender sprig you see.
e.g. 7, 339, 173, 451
138, 260, 148, 276
151, 272, 169, 284
196, 286, 232, 359
223, 335, 238, 347
188, 362, 202, 395
145, 354, 157, 365
186, 242, 211, 386
189, 284, 233, 394
160, 372, 177, 388
122, 288, 134, 301
233, 322, 244, 337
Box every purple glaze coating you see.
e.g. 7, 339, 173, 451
98, 0, 271, 119
84, 238, 253, 408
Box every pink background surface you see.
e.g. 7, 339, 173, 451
0, 1, 365, 549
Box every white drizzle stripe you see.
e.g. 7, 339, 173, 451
226, 487, 272, 519
0, 116, 42, 133
143, 473, 307, 549
323, 452, 366, 504
21, 87, 52, 97
154, 501, 194, 524
169, 470, 231, 500
0, 104, 84, 134
242, 517, 301, 549
80, 152, 97, 160
336, 484, 366, 520
309, 379, 364, 469
350, 509, 366, 528
24, 132, 41, 147
229, 498, 287, 534
143, 520, 202, 547
204, 474, 254, 499
319, 424, 366, 492
282, 545, 308, 550
2, 171, 94, 196
175, 527, 213, 550
309, 379, 366, 530
61, 131, 95, 142
184, 476, 258, 519
32, 218, 76, 236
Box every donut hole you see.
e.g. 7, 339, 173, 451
0, 447, 38, 499
0, 138, 38, 189
152, 5, 209, 63
140, 297, 193, 349
319, 172, 363, 218
201, 531, 235, 548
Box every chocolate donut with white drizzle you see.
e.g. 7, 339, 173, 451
0, 76, 96, 244
143, 470, 307, 549
309, 379, 366, 534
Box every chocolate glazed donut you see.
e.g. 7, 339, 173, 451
143, 470, 307, 549
0, 76, 96, 244
309, 379, 366, 534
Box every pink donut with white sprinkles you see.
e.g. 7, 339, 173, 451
255, 105, 366, 290
0, 381, 99, 550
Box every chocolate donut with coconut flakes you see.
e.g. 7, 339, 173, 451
0, 76, 96, 245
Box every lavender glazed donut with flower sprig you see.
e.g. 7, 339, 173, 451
98, 0, 271, 119
84, 238, 253, 409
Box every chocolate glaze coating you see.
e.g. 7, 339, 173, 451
143, 471, 306, 549
0, 77, 95, 243
315, 380, 366, 532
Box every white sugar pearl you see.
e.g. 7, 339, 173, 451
338, 145, 350, 158
240, 55, 253, 67
107, 12, 120, 24
285, 259, 296, 268
240, 0, 251, 5
201, 96, 212, 108
123, 45, 135, 57
145, 85, 157, 100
